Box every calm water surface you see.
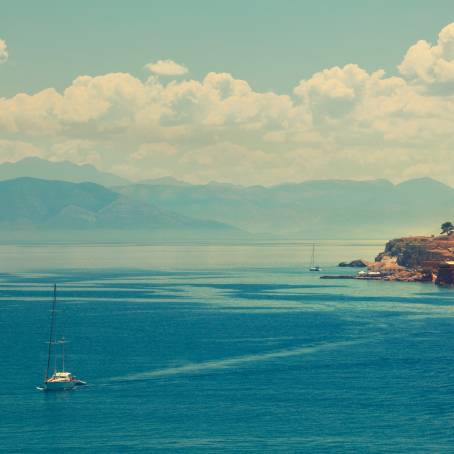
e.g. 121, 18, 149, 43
1, 241, 454, 453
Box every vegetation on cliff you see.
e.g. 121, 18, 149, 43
441, 221, 454, 235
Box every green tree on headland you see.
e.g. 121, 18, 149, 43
441, 221, 454, 235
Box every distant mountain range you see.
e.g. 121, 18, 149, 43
117, 177, 454, 238
0, 178, 238, 238
1, 158, 453, 239
138, 176, 190, 186
0, 157, 130, 186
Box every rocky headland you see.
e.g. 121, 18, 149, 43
341, 234, 454, 284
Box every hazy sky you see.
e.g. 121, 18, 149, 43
1, 1, 454, 185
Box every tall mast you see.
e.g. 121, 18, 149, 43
311, 244, 315, 267
62, 338, 65, 372
45, 284, 57, 380
61, 306, 65, 371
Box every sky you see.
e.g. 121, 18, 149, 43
1, 1, 454, 185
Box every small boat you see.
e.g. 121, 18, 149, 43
356, 270, 383, 280
41, 284, 86, 391
309, 244, 321, 272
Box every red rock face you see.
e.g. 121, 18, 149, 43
376, 235, 454, 271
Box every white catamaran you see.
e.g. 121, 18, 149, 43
40, 284, 86, 391
309, 243, 321, 272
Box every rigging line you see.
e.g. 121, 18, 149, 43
61, 295, 65, 372
45, 284, 57, 380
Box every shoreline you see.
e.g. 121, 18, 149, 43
337, 234, 454, 286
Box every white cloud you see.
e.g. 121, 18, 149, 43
0, 140, 42, 161
50, 140, 102, 165
145, 59, 188, 76
0, 38, 8, 63
398, 23, 454, 86
132, 142, 178, 160
0, 88, 63, 135
3, 24, 454, 185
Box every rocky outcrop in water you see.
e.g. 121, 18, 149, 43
338, 259, 368, 267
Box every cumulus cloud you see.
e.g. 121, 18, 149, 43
50, 140, 102, 165
3, 24, 454, 185
0, 140, 42, 161
132, 142, 178, 160
145, 59, 188, 76
398, 23, 454, 86
0, 38, 8, 63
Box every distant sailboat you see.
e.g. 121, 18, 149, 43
40, 284, 86, 391
309, 244, 321, 272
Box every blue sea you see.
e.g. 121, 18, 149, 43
1, 241, 454, 453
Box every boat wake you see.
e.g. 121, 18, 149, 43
109, 338, 368, 383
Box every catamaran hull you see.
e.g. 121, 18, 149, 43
44, 381, 76, 391
44, 380, 85, 391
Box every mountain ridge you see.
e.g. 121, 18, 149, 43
117, 177, 454, 238
1, 159, 453, 240
0, 157, 130, 187
0, 177, 240, 235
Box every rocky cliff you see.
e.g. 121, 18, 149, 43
374, 235, 454, 271
334, 235, 454, 284
369, 234, 454, 283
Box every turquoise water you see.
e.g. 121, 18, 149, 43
1, 242, 454, 452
